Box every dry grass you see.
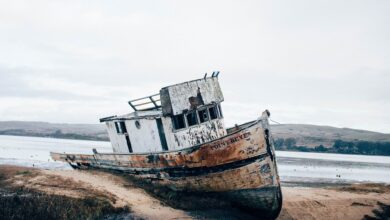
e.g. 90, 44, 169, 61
0, 165, 132, 220
0, 165, 38, 180
334, 183, 390, 194
363, 202, 390, 220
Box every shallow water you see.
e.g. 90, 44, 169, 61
0, 135, 111, 170
1, 135, 389, 183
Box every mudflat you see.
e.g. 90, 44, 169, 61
279, 184, 390, 219
0, 165, 389, 219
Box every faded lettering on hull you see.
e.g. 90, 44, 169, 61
50, 119, 282, 217
52, 121, 267, 170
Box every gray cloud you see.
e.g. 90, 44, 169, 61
0, 0, 389, 132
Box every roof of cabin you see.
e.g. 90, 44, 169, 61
100, 109, 162, 122
100, 74, 222, 123
127, 76, 221, 112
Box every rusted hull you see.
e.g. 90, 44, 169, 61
224, 185, 282, 218
51, 119, 282, 218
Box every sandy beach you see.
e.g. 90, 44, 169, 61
279, 185, 390, 220
1, 165, 389, 219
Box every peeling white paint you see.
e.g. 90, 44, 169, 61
162, 117, 227, 150
104, 77, 227, 153
125, 119, 163, 152
161, 77, 224, 115
106, 121, 129, 153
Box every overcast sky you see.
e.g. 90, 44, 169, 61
0, 0, 389, 133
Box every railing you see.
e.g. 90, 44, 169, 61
128, 93, 161, 111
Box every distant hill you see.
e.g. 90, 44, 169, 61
271, 124, 390, 148
1, 121, 390, 155
271, 124, 390, 155
0, 121, 108, 141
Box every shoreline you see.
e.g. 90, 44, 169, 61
1, 157, 386, 187
1, 165, 389, 219
2, 133, 390, 157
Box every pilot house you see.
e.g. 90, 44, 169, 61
100, 74, 227, 153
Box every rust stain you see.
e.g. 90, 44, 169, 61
52, 122, 268, 170
51, 120, 282, 218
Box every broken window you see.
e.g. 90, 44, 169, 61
198, 109, 209, 123
172, 114, 186, 130
209, 105, 218, 120
115, 121, 127, 134
119, 122, 127, 133
114, 122, 120, 133
217, 104, 223, 118
186, 111, 198, 126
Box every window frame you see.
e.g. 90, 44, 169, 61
217, 104, 223, 118
197, 108, 210, 124
115, 121, 127, 134
119, 121, 127, 133
186, 110, 199, 127
172, 114, 186, 130
114, 122, 120, 133
208, 105, 219, 121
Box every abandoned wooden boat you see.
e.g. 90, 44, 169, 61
51, 74, 282, 219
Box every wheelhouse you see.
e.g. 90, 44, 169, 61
100, 74, 227, 153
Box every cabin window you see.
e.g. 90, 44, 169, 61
208, 106, 218, 120
115, 121, 127, 134
172, 114, 186, 130
217, 104, 223, 118
114, 122, 120, 133
198, 108, 209, 123
186, 111, 198, 126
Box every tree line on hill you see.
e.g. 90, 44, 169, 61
274, 138, 390, 156
0, 129, 109, 141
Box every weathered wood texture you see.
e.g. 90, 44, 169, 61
105, 121, 129, 153
103, 77, 226, 153
105, 116, 227, 153
52, 121, 268, 170
162, 117, 227, 150
51, 115, 282, 218
142, 156, 276, 192
160, 77, 224, 116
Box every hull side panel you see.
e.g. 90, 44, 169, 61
52, 121, 268, 170
50, 120, 282, 217
131, 156, 276, 192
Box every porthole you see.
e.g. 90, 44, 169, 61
135, 120, 141, 129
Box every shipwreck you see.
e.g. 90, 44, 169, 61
51, 74, 282, 218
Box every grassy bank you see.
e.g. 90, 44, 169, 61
0, 166, 130, 220
274, 138, 390, 156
